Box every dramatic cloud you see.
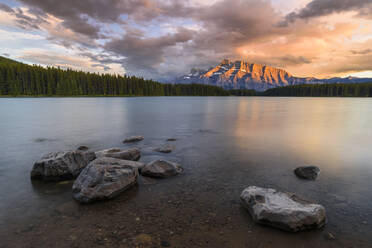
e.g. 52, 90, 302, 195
0, 0, 371, 79
281, 0, 372, 26
104, 27, 194, 77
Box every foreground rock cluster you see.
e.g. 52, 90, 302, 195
31, 150, 96, 181
31, 136, 182, 203
240, 186, 327, 232
240, 165, 326, 232
31, 138, 328, 233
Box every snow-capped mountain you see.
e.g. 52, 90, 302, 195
175, 59, 372, 91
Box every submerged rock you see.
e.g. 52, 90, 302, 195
294, 166, 320, 180
240, 186, 326, 232
96, 147, 141, 161
31, 150, 96, 181
72, 157, 139, 203
141, 159, 183, 178
154, 144, 174, 153
77, 146, 89, 151
123, 136, 144, 143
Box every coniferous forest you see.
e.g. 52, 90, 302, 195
0, 56, 228, 96
262, 83, 372, 97
1, 56, 372, 97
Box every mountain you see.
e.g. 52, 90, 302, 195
175, 59, 372, 91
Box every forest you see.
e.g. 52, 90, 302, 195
0, 56, 228, 96
262, 83, 372, 97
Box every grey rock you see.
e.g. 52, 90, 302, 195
123, 136, 144, 143
294, 166, 320, 180
31, 150, 96, 181
141, 159, 183, 178
154, 144, 174, 153
95, 147, 140, 161
240, 186, 327, 232
72, 157, 139, 203
77, 146, 89, 151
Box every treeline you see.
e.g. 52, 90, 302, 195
229, 89, 257, 96
0, 56, 228, 96
262, 83, 372, 97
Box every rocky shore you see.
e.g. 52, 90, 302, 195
31, 136, 183, 204
30, 136, 328, 234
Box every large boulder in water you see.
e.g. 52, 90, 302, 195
123, 136, 144, 143
154, 144, 174, 153
294, 166, 320, 180
72, 157, 139, 203
95, 147, 140, 161
240, 186, 326, 232
31, 150, 96, 181
141, 159, 183, 178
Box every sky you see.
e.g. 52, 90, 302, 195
0, 0, 372, 80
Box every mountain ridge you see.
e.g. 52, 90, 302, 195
175, 59, 372, 91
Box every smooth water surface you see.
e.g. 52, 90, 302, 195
0, 97, 372, 247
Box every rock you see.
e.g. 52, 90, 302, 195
326, 232, 336, 240
154, 144, 174, 153
123, 136, 144, 143
294, 166, 320, 180
166, 138, 177, 141
77, 146, 89, 151
95, 147, 141, 161
72, 157, 138, 203
240, 186, 326, 232
161, 240, 171, 247
141, 159, 183, 178
31, 150, 96, 181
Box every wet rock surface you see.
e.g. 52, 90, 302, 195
294, 166, 320, 180
77, 146, 89, 151
31, 150, 96, 181
72, 157, 139, 203
154, 144, 174, 153
141, 159, 183, 178
96, 147, 141, 161
240, 186, 327, 232
123, 136, 144, 143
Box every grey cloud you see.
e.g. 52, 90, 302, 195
0, 3, 14, 13
62, 17, 102, 39
351, 49, 372, 55
104, 27, 194, 78
0, 4, 48, 30
17, 0, 191, 38
275, 55, 312, 66
280, 0, 372, 26
192, 0, 283, 50
80, 52, 126, 66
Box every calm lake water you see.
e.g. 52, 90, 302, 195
0, 97, 372, 247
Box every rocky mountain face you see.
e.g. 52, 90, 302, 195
175, 59, 372, 91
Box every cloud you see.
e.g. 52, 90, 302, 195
351, 49, 372, 55
104, 27, 194, 77
2, 0, 372, 79
0, 3, 14, 13
280, 0, 372, 26
274, 55, 313, 65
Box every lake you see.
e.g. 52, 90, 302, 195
0, 97, 371, 247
